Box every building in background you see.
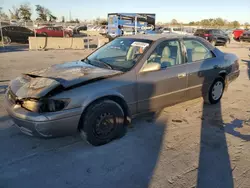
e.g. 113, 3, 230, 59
107, 13, 156, 37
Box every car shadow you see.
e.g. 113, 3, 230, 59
241, 59, 250, 80
0, 80, 168, 188
197, 58, 234, 188
197, 103, 234, 188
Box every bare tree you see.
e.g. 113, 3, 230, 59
9, 6, 20, 20
0, 7, 9, 20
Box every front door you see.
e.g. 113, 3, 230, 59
137, 39, 188, 113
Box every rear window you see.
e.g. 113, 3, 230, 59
195, 29, 210, 34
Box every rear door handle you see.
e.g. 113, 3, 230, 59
178, 73, 187, 78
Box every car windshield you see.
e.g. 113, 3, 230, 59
84, 38, 152, 71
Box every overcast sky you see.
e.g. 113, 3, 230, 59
1, 0, 250, 23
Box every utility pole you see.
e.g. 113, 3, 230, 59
0, 19, 4, 48
69, 11, 72, 21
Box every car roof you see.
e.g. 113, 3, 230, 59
120, 34, 200, 41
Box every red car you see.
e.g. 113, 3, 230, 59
35, 26, 73, 37
233, 29, 245, 40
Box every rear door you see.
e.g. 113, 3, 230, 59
9, 26, 20, 42
19, 27, 33, 41
137, 39, 188, 113
54, 27, 63, 37
182, 39, 218, 100
194, 29, 205, 37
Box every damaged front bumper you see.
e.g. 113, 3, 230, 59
4, 92, 82, 138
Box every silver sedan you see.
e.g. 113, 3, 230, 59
4, 34, 240, 146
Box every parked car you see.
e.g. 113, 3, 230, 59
73, 25, 87, 34
239, 30, 250, 42
162, 27, 189, 35
99, 25, 107, 34
4, 35, 240, 146
35, 26, 73, 37
194, 29, 230, 46
9, 19, 18, 25
0, 26, 37, 44
233, 29, 245, 41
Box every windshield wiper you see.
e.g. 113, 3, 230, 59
93, 59, 113, 70
81, 58, 113, 70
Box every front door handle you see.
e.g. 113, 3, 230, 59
178, 73, 187, 78
214, 65, 219, 69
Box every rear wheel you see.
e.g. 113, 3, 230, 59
207, 77, 225, 104
79, 100, 126, 146
211, 40, 216, 46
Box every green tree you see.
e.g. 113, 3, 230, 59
189, 21, 195, 25
200, 19, 210, 27
75, 18, 80, 23
214, 18, 224, 27
244, 22, 249, 29
171, 19, 178, 25
9, 6, 20, 20
100, 19, 107, 25
48, 13, 57, 22
19, 3, 32, 21
232, 21, 240, 28
35, 5, 49, 21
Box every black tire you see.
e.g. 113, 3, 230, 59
2, 36, 11, 45
79, 100, 126, 146
207, 77, 225, 104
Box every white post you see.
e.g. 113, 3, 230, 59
0, 20, 4, 48
88, 35, 90, 49
34, 28, 38, 51
135, 16, 137, 35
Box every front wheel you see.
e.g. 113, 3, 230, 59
79, 100, 126, 146
207, 77, 225, 104
1, 36, 11, 45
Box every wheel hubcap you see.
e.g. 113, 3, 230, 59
212, 81, 223, 100
94, 112, 116, 138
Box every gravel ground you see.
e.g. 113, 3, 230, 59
0, 41, 250, 188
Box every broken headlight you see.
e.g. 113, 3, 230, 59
22, 99, 70, 113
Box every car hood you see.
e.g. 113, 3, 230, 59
9, 61, 122, 99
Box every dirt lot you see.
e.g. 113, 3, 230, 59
0, 41, 250, 188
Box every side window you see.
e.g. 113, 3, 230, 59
147, 40, 182, 68
213, 30, 220, 34
183, 40, 214, 62
19, 27, 30, 32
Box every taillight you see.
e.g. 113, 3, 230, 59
204, 33, 211, 37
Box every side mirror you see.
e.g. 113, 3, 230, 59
141, 62, 161, 73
